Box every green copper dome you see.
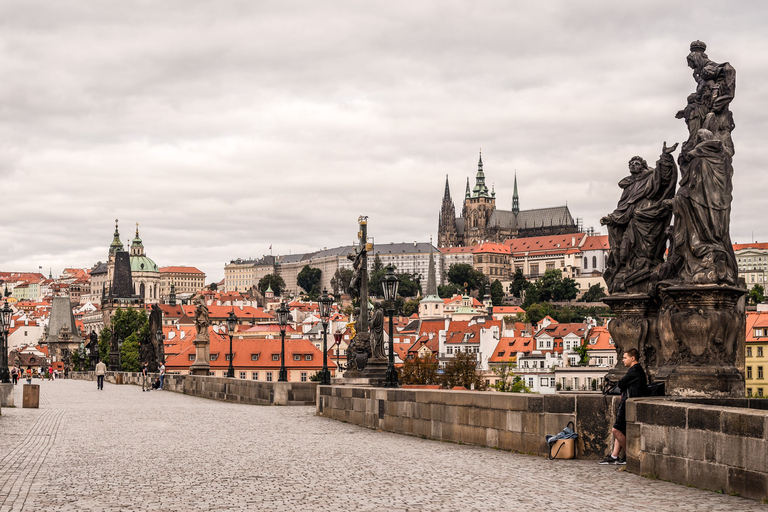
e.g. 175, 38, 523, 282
131, 255, 158, 273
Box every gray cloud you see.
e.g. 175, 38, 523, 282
1, 0, 766, 281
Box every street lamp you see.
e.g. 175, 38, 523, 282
318, 288, 333, 385
0, 301, 11, 383
333, 329, 344, 374
226, 311, 237, 378
276, 301, 291, 381
381, 266, 400, 388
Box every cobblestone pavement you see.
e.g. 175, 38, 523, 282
0, 380, 764, 512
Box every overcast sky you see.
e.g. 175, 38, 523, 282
1, 1, 766, 282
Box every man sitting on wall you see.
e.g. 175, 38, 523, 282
599, 348, 647, 465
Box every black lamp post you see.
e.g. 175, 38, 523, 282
226, 311, 237, 378
276, 302, 290, 381
0, 302, 11, 383
381, 265, 400, 388
334, 330, 343, 373
318, 288, 333, 385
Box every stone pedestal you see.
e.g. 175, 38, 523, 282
189, 336, 210, 376
23, 384, 39, 408
656, 284, 746, 397
603, 294, 661, 382
109, 349, 120, 372
359, 357, 389, 385
0, 382, 13, 407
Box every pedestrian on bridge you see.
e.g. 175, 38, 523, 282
95, 359, 107, 390
141, 362, 149, 392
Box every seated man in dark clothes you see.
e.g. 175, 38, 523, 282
600, 348, 647, 465
151, 377, 161, 390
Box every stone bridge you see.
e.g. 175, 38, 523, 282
0, 380, 764, 512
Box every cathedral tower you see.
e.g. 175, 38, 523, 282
438, 175, 459, 247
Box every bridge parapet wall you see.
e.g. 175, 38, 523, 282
626, 398, 768, 500
316, 386, 618, 458
70, 371, 316, 406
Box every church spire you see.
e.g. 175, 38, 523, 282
426, 238, 437, 297
443, 175, 451, 201
109, 219, 124, 256
512, 172, 520, 215
472, 149, 490, 198
465, 177, 471, 199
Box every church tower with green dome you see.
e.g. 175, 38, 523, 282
129, 223, 160, 303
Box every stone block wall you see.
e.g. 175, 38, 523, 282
316, 386, 619, 458
626, 398, 768, 501
70, 371, 317, 406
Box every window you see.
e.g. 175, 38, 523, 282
252, 372, 258, 380
540, 378, 549, 386
759, 388, 764, 397
759, 347, 764, 357
266, 372, 273, 382
584, 257, 588, 269
210, 354, 218, 361
747, 388, 752, 396
759, 367, 764, 379
546, 262, 555, 271
592, 256, 597, 268
301, 372, 308, 382
550, 378, 555, 387
747, 366, 752, 379
747, 347, 753, 357
188, 354, 195, 361
272, 354, 280, 361
305, 355, 312, 361
251, 354, 259, 361
293, 354, 301, 361
528, 378, 534, 388
447, 347, 453, 354
225, 354, 231, 361
239, 371, 246, 379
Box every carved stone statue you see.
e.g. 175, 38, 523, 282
149, 304, 165, 368
369, 303, 385, 359
193, 296, 210, 340
601, 143, 678, 294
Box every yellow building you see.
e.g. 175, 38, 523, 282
745, 311, 768, 397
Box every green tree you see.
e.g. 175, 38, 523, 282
399, 354, 439, 385
749, 284, 765, 305
491, 361, 532, 393
574, 340, 590, 366
330, 268, 354, 296
524, 302, 554, 325
446, 263, 485, 293
490, 279, 505, 306
98, 328, 111, 364
297, 265, 322, 295
368, 255, 386, 297
402, 298, 421, 317
438, 283, 461, 298
396, 272, 421, 298
510, 268, 529, 298
209, 282, 218, 291
581, 283, 607, 303
120, 333, 141, 372
523, 269, 578, 307
258, 274, 285, 296
441, 352, 486, 390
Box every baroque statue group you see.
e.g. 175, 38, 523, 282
601, 41, 744, 397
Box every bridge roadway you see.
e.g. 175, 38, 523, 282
0, 380, 763, 512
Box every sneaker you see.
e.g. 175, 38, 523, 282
617, 456, 627, 465
598, 454, 619, 465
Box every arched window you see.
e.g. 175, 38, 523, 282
592, 256, 597, 268
583, 257, 588, 269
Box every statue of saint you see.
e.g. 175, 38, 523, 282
369, 303, 385, 359
193, 296, 210, 340
601, 142, 678, 293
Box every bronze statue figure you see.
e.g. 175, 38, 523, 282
369, 303, 385, 359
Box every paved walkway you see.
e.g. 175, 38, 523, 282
0, 380, 764, 512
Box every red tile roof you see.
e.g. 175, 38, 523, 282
159, 266, 205, 274
473, 242, 511, 254
585, 326, 613, 350
505, 233, 585, 256
439, 246, 474, 254
489, 337, 535, 362
733, 242, 768, 251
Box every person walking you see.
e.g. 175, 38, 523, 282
599, 348, 647, 465
158, 362, 165, 390
95, 359, 107, 390
49, 366, 54, 381
26, 367, 32, 384
11, 366, 18, 385
141, 362, 149, 392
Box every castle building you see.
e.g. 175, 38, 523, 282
438, 152, 578, 247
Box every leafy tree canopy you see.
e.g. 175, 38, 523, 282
446, 263, 485, 293
510, 268, 529, 298
580, 283, 607, 303
402, 298, 421, 317
441, 351, 486, 390
490, 360, 532, 393
438, 283, 461, 299
297, 265, 322, 295
400, 354, 439, 385
490, 279, 505, 306
522, 269, 578, 307
749, 284, 764, 306
209, 282, 218, 291
330, 268, 354, 296
258, 274, 285, 297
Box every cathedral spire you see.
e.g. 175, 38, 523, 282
465, 177, 471, 199
426, 239, 437, 297
472, 149, 490, 198
512, 172, 520, 215
443, 175, 451, 201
